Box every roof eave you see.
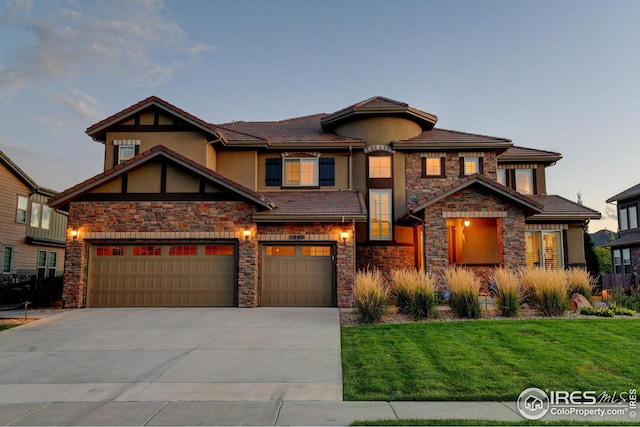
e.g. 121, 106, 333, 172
527, 213, 602, 221
393, 141, 513, 150
253, 214, 367, 223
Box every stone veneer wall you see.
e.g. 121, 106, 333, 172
356, 244, 415, 274
258, 222, 356, 308
405, 152, 498, 206
422, 187, 526, 277
63, 201, 257, 308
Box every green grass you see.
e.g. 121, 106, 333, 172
342, 318, 640, 401
352, 420, 639, 426
0, 324, 19, 331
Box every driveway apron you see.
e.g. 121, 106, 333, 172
0, 308, 343, 403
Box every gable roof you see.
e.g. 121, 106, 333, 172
86, 96, 224, 143
498, 146, 562, 164
393, 128, 513, 151
49, 145, 274, 211
527, 195, 602, 221
320, 96, 438, 131
401, 173, 544, 222
0, 150, 58, 197
253, 190, 367, 222
606, 183, 640, 203
217, 114, 364, 149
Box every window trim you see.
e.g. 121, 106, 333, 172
525, 230, 564, 270
368, 156, 392, 179
422, 157, 445, 178
16, 195, 28, 224
619, 204, 638, 231
3, 246, 14, 274
30, 202, 41, 228
515, 169, 534, 195
369, 189, 393, 241
283, 157, 319, 187
460, 156, 483, 177
117, 145, 137, 165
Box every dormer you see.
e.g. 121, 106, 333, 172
497, 146, 562, 196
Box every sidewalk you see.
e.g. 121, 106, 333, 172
0, 400, 634, 425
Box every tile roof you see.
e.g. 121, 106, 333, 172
253, 190, 367, 222
601, 233, 640, 248
393, 128, 512, 149
217, 114, 364, 147
498, 146, 562, 163
528, 195, 601, 220
49, 145, 274, 211
0, 150, 58, 196
320, 96, 438, 131
606, 182, 640, 203
86, 96, 222, 142
405, 173, 544, 218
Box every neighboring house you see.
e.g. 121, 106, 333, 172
0, 150, 67, 283
601, 184, 640, 289
50, 96, 600, 308
590, 229, 616, 247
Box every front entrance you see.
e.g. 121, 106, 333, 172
262, 244, 334, 306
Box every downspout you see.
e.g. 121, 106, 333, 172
348, 145, 353, 190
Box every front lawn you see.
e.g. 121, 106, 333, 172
342, 318, 639, 401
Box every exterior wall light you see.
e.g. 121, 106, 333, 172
463, 220, 471, 227
341, 231, 349, 242
243, 229, 251, 240
71, 229, 79, 240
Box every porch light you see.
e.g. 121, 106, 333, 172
464, 220, 471, 227
243, 229, 251, 240
70, 229, 79, 240
341, 231, 349, 242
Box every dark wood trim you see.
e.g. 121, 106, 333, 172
154, 112, 159, 126
562, 229, 569, 267
110, 125, 190, 132
421, 157, 446, 178
160, 161, 167, 193
77, 192, 246, 202
121, 175, 128, 194
134, 115, 140, 126
199, 178, 206, 193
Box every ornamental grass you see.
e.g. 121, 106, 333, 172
390, 268, 438, 319
519, 267, 569, 317
566, 267, 594, 301
490, 268, 520, 317
354, 269, 389, 324
444, 266, 482, 318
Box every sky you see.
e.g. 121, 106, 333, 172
1, 0, 639, 233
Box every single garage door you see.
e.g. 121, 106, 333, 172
262, 245, 334, 307
88, 243, 236, 307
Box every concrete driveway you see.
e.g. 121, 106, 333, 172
0, 308, 342, 403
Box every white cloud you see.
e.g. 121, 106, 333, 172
48, 89, 103, 123
0, 0, 215, 94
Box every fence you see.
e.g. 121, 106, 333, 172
0, 276, 64, 308
601, 273, 637, 290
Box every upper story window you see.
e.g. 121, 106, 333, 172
370, 189, 392, 240
30, 202, 41, 228
613, 248, 631, 274
113, 139, 141, 166
515, 169, 534, 195
460, 156, 483, 176
368, 156, 392, 178
497, 169, 506, 186
284, 158, 318, 186
422, 156, 445, 178
118, 145, 136, 164
16, 195, 28, 223
41, 206, 51, 230
265, 156, 335, 187
619, 204, 638, 231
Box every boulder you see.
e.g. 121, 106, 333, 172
569, 293, 592, 311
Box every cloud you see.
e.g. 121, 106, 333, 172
48, 89, 103, 123
0, 0, 215, 94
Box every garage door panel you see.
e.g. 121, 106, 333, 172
89, 244, 236, 307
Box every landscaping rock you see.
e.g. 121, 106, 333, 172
569, 293, 592, 311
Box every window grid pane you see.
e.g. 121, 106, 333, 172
30, 202, 41, 228
425, 158, 441, 176
118, 146, 136, 164
515, 169, 533, 195
41, 206, 51, 230
620, 208, 629, 230
623, 248, 631, 274
629, 206, 638, 229
369, 157, 392, 178
16, 196, 28, 223
301, 246, 331, 257
3, 247, 13, 273
169, 245, 197, 256
497, 169, 506, 186
300, 159, 317, 185
205, 245, 234, 256
37, 250, 47, 268
96, 246, 125, 256
464, 157, 479, 175
370, 190, 392, 240
266, 246, 295, 256
133, 245, 161, 256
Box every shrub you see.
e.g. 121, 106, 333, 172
566, 268, 594, 300
490, 268, 520, 317
580, 307, 614, 317
390, 269, 438, 319
354, 269, 389, 324
611, 287, 640, 311
519, 267, 568, 317
444, 266, 482, 318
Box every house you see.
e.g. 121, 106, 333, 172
0, 150, 67, 284
49, 96, 600, 308
601, 183, 640, 289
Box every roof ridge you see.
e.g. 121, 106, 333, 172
432, 127, 512, 143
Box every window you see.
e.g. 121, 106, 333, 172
118, 145, 136, 164
612, 249, 631, 274
497, 169, 506, 186
619, 205, 638, 231
96, 246, 125, 256
422, 157, 444, 177
370, 189, 392, 240
283, 158, 318, 186
30, 202, 41, 228
525, 231, 563, 270
169, 245, 197, 256
48, 251, 57, 278
447, 218, 499, 265
133, 245, 161, 256
266, 157, 334, 187
41, 206, 51, 230
205, 245, 234, 256
368, 156, 392, 178
37, 250, 47, 279
16, 195, 28, 223
266, 246, 295, 256
301, 246, 331, 257
460, 156, 482, 176
515, 169, 534, 195
3, 247, 13, 273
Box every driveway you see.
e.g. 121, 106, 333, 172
0, 308, 342, 403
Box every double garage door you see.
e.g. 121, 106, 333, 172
89, 243, 335, 307
88, 243, 236, 307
